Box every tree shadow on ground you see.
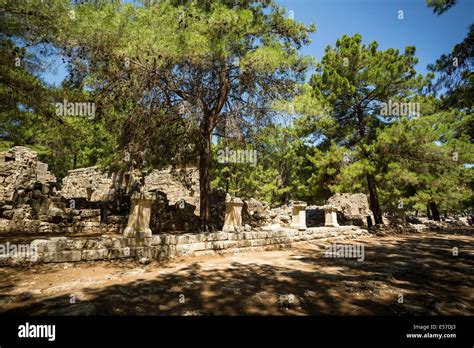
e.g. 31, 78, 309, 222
1, 229, 473, 316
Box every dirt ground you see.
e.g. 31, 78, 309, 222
1, 227, 473, 315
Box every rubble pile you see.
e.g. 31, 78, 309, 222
242, 198, 292, 228
327, 193, 373, 226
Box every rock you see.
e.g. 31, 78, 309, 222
79, 209, 101, 218
245, 198, 266, 215
327, 193, 373, 226
2, 210, 14, 220
369, 224, 417, 236
0, 147, 56, 202
138, 257, 150, 264
47, 207, 64, 218
277, 294, 302, 309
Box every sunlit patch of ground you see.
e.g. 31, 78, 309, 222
0, 227, 472, 315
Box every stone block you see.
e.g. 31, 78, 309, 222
227, 233, 239, 240
81, 215, 101, 223
250, 239, 268, 247
45, 237, 67, 252
177, 242, 207, 253
161, 235, 177, 245
82, 249, 109, 261
222, 240, 238, 249
42, 250, 82, 263
66, 239, 87, 250
205, 232, 219, 241
30, 239, 49, 253
211, 241, 227, 250
134, 247, 153, 259
176, 234, 194, 244
151, 235, 161, 245
238, 240, 252, 248
216, 232, 228, 240
85, 240, 105, 250
194, 233, 207, 242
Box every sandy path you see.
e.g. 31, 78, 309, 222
1, 228, 472, 315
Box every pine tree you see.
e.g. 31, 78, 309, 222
305, 34, 425, 224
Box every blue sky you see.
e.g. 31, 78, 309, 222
278, 0, 473, 75
41, 0, 473, 85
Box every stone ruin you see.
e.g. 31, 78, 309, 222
241, 193, 373, 229
61, 166, 200, 211
0, 146, 56, 202
326, 193, 373, 226
0, 147, 200, 236
0, 146, 376, 265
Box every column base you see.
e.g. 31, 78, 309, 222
124, 227, 152, 238
223, 225, 241, 233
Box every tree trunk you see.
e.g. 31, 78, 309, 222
366, 173, 383, 224
426, 203, 432, 219
199, 124, 212, 232
429, 201, 440, 221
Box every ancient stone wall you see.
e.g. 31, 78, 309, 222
144, 167, 199, 213
61, 166, 199, 212
0, 178, 126, 236
0, 147, 56, 202
0, 225, 369, 265
61, 167, 113, 201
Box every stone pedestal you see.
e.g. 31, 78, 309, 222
223, 197, 244, 232
290, 201, 307, 230
323, 205, 339, 227
124, 192, 155, 238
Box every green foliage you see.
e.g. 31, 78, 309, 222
212, 124, 311, 205
0, 0, 117, 179
428, 24, 473, 113
426, 0, 457, 15
0, 0, 471, 219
